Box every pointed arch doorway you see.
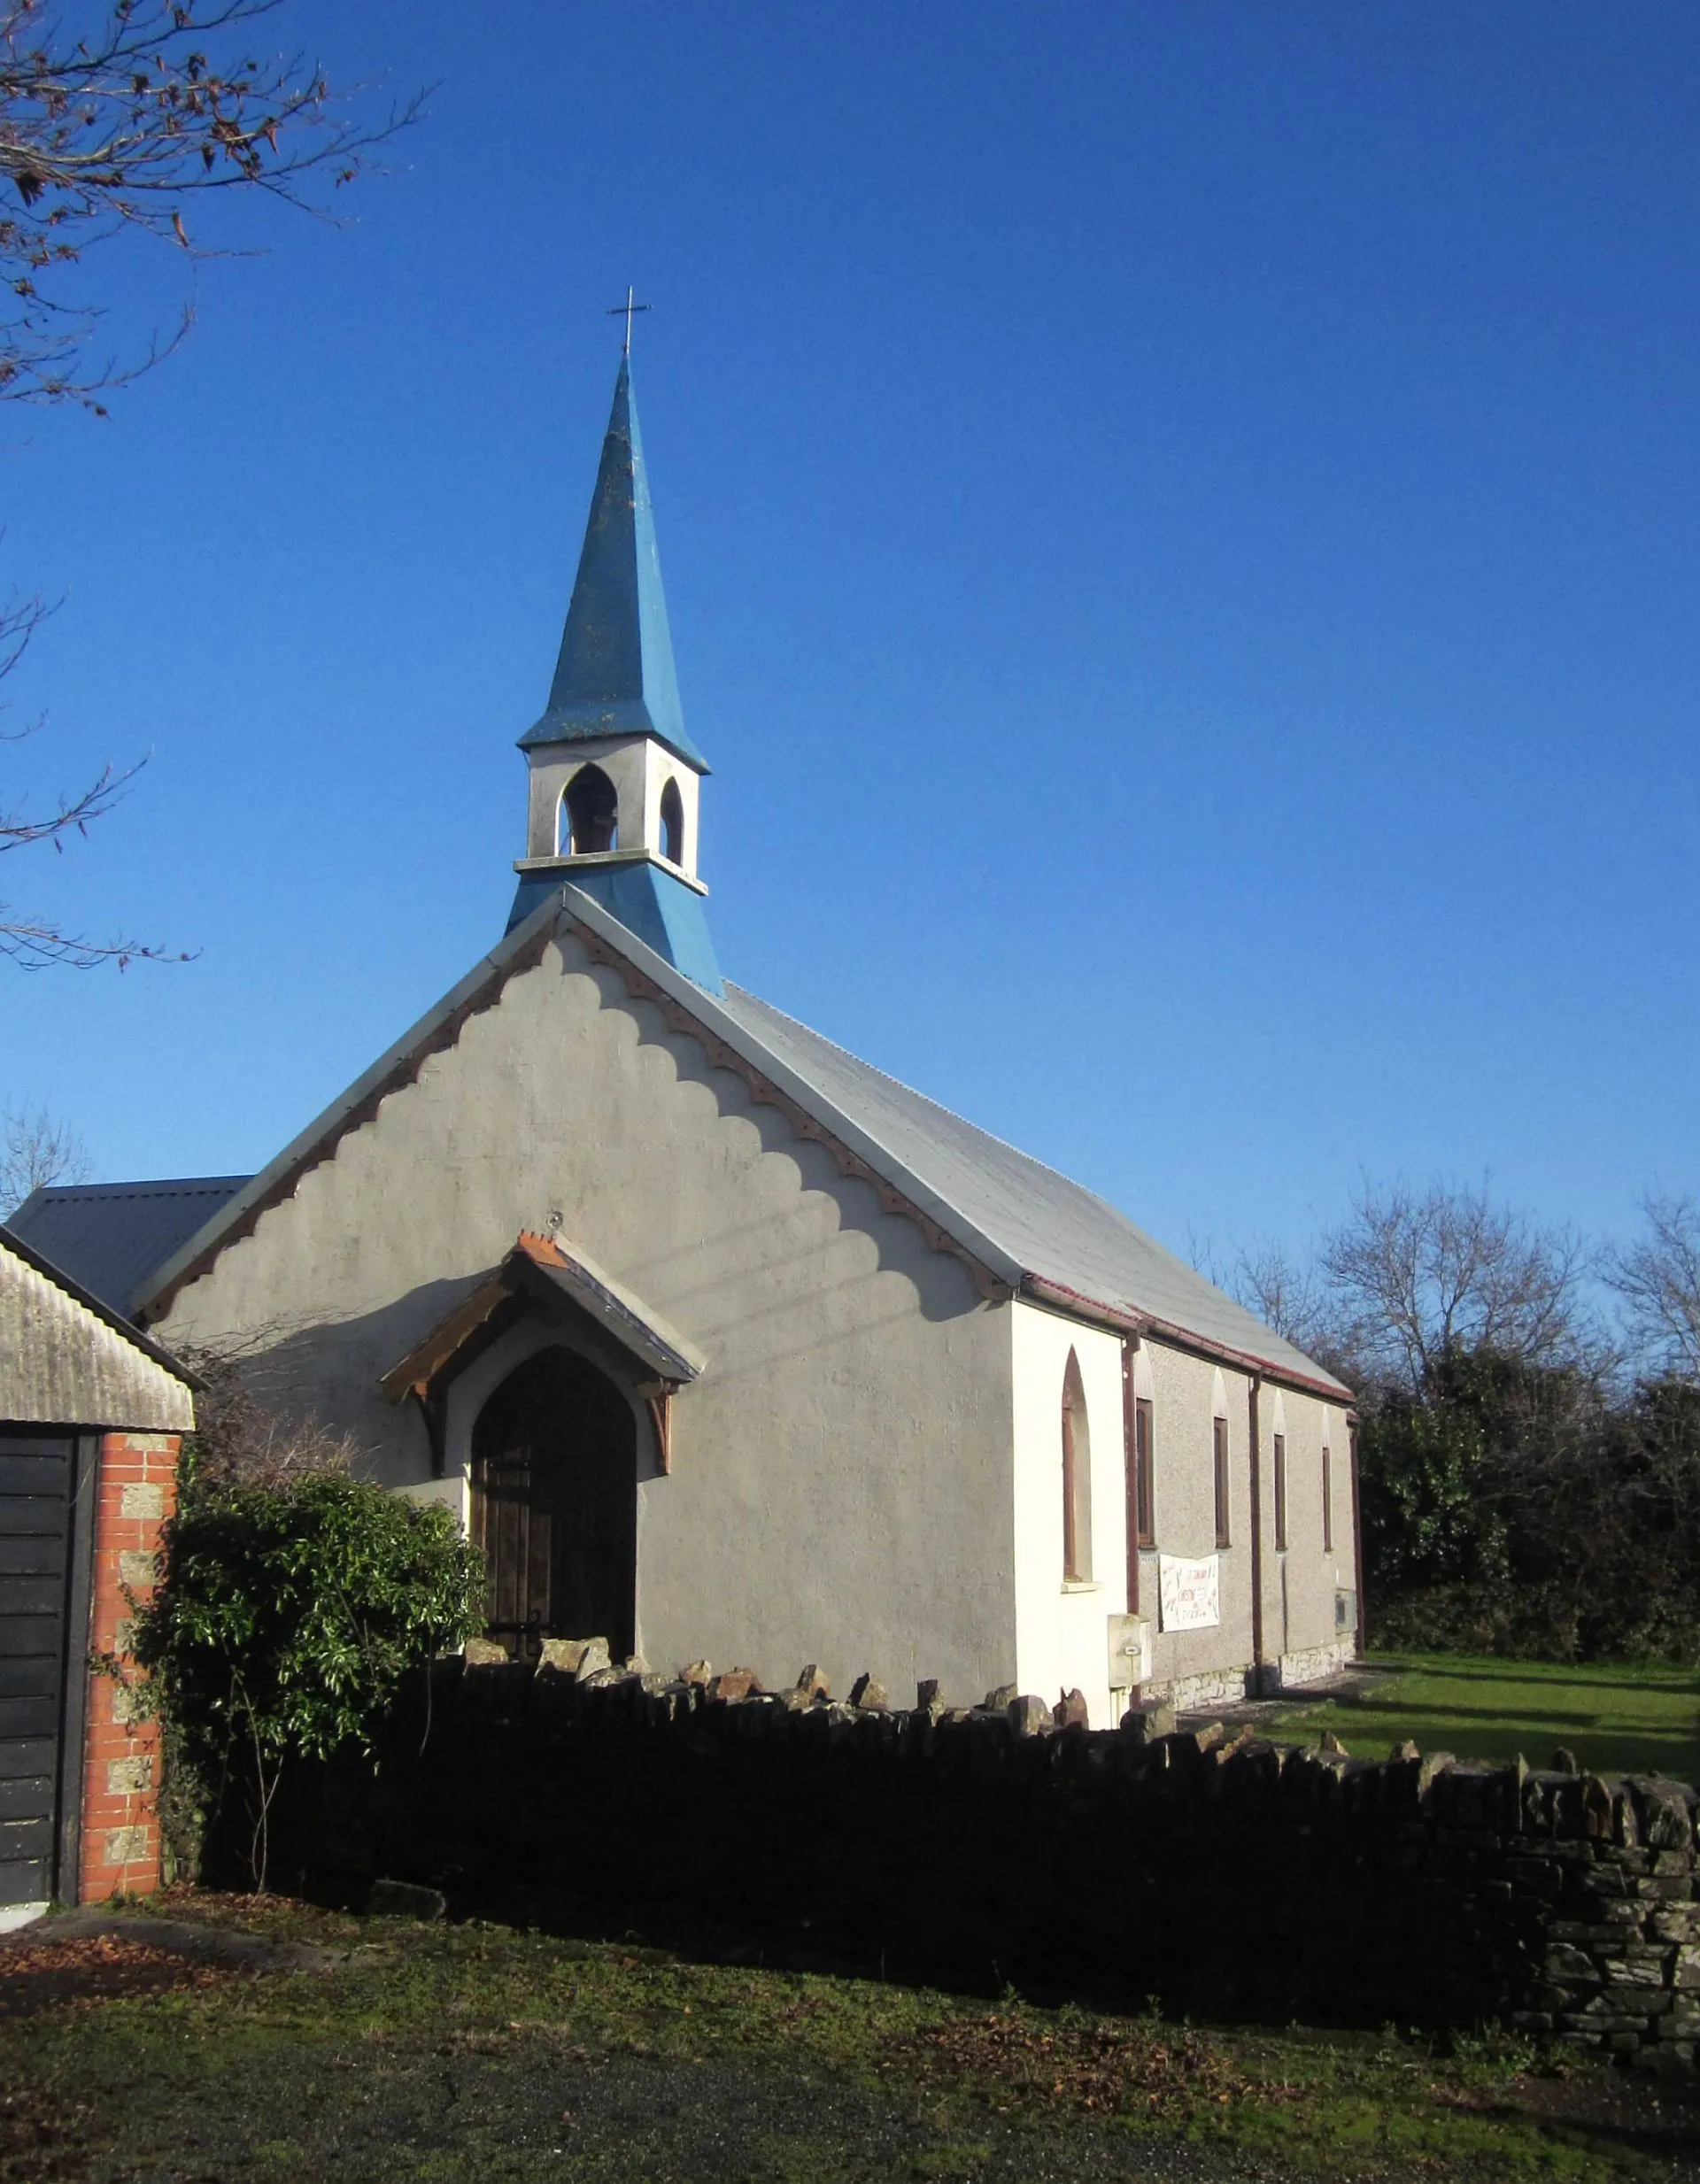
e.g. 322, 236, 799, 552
471, 1345, 637, 1657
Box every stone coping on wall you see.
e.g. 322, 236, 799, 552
252, 1641, 1700, 2075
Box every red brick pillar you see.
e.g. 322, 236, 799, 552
79, 1432, 181, 1902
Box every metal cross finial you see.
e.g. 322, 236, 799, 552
606, 285, 650, 358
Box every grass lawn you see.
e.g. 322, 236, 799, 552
1, 1893, 1698, 2180
1259, 1654, 1700, 1780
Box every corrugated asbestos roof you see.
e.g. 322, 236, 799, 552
7, 1177, 251, 1321
716, 986, 1351, 1398
131, 885, 1350, 1401
0, 1223, 197, 1431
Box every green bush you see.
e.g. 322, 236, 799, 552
135, 1462, 483, 1887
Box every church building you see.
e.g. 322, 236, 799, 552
16, 353, 1359, 1725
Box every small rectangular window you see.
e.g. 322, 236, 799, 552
1272, 1432, 1287, 1553
1134, 1398, 1155, 1549
1212, 1417, 1231, 1548
1321, 1444, 1333, 1553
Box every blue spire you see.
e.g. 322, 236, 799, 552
519, 358, 707, 770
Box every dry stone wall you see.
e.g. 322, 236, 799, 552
236, 1654, 1700, 2072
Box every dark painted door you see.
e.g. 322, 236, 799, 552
0, 1434, 77, 1905
471, 1348, 637, 1658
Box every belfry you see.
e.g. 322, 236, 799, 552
506, 356, 722, 994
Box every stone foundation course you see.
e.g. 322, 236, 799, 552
232, 1651, 1700, 2072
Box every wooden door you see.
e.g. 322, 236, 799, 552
0, 1433, 80, 1905
471, 1348, 637, 1658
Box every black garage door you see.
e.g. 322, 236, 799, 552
0, 1433, 89, 1906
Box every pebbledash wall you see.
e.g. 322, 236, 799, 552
81, 1432, 178, 1901
1009, 1302, 1356, 1721
243, 1650, 1700, 2072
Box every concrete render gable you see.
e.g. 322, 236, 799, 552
135, 884, 1011, 1329
148, 899, 1017, 1706
135, 883, 1348, 1406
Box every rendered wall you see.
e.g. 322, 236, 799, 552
1009, 1301, 1126, 1727
1140, 1343, 1257, 1699
1011, 1320, 1355, 1717
156, 925, 1016, 1709
1264, 1389, 1354, 1684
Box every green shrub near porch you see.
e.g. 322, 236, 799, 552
135, 1462, 483, 1886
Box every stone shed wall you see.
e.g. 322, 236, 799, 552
239, 1656, 1700, 2071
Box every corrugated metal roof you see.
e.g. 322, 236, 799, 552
0, 1225, 197, 1430
716, 986, 1351, 1399
133, 885, 1350, 1401
7, 1177, 251, 1321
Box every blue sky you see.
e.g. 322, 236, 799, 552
3, 1, 1696, 1268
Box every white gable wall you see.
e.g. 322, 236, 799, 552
156, 923, 1016, 1707
1010, 1300, 1126, 1727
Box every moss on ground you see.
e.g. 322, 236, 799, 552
0, 1892, 1695, 2180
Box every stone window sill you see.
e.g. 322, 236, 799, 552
1060, 1578, 1103, 1595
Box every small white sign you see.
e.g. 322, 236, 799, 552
1158, 1554, 1220, 1632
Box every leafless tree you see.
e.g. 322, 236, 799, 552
0, 1098, 89, 1211
1219, 1235, 1355, 1371
0, 585, 188, 964
179, 1345, 356, 1487
0, 0, 423, 410
1609, 1192, 1700, 1384
1319, 1176, 1590, 1398
0, 0, 420, 964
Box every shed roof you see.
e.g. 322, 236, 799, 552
0, 1223, 197, 1432
133, 885, 1352, 1403
7, 1177, 251, 1322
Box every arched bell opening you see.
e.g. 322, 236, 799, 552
659, 776, 685, 866
560, 763, 619, 855
470, 1344, 637, 1657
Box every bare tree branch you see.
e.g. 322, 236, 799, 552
0, 1097, 88, 1210
0, 738, 195, 965
1609, 1193, 1700, 1385
1319, 1176, 1589, 1398
0, 0, 426, 409
1226, 1237, 1342, 1361
0, 5, 420, 968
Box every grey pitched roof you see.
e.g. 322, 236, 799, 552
716, 986, 1352, 1399
131, 885, 1350, 1401
7, 1177, 251, 1322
